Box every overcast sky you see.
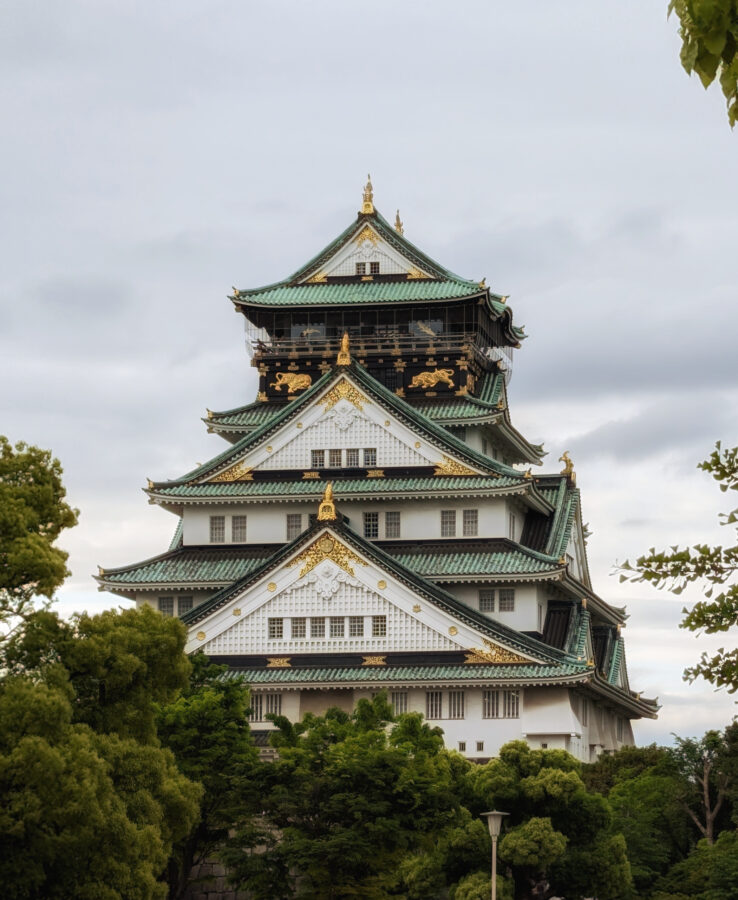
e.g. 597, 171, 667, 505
2, 1, 737, 745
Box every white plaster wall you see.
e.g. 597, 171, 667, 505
452, 584, 547, 633
522, 686, 578, 737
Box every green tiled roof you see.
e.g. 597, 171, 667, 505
235, 279, 484, 308
221, 662, 589, 685
99, 540, 563, 588
150, 474, 526, 501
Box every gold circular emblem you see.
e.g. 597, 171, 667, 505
267, 582, 277, 592
233, 608, 241, 616
196, 631, 206, 641
377, 580, 387, 589
384, 420, 390, 426
414, 441, 421, 449
319, 536, 334, 553
448, 626, 458, 636
297, 422, 303, 429
267, 445, 273, 452
413, 604, 421, 613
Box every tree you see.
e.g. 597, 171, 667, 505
669, 0, 738, 127
0, 437, 78, 642
620, 443, 738, 691
156, 654, 262, 899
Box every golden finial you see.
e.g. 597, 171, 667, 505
559, 451, 576, 484
394, 209, 404, 235
361, 174, 374, 214
479, 277, 486, 288
337, 331, 351, 366
97, 565, 105, 576
317, 482, 337, 521
206, 408, 213, 420
147, 478, 154, 489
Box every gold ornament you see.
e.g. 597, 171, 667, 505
409, 369, 455, 390
377, 580, 387, 589
395, 209, 404, 234
360, 174, 374, 215
209, 460, 254, 483
362, 655, 387, 666
337, 332, 351, 366
559, 451, 576, 484
319, 378, 367, 411
270, 372, 312, 393
267, 657, 291, 668
306, 270, 327, 283
433, 455, 477, 477
196, 631, 206, 641
464, 638, 529, 665
407, 267, 429, 280
288, 534, 366, 577
268, 582, 277, 592
317, 483, 337, 521
448, 626, 458, 636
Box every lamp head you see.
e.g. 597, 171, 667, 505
481, 810, 509, 838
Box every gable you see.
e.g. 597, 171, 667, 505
185, 528, 541, 664
300, 223, 433, 282
201, 374, 483, 480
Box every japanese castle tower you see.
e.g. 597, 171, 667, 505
99, 179, 657, 761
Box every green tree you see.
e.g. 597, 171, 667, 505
156, 654, 262, 899
669, 0, 738, 126
0, 437, 78, 642
620, 443, 738, 691
655, 829, 738, 899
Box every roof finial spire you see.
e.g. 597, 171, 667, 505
317, 482, 337, 521
337, 331, 351, 366
361, 174, 374, 215
395, 209, 404, 235
559, 451, 576, 485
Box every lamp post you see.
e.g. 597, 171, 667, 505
481, 810, 509, 900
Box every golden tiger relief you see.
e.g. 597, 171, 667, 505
409, 368, 455, 390
270, 372, 312, 393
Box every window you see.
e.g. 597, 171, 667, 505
209, 515, 225, 543
177, 596, 193, 615
158, 597, 174, 617
329, 449, 342, 467
476, 741, 484, 753
479, 590, 495, 612
616, 717, 624, 742
426, 691, 443, 720
363, 448, 377, 467
448, 691, 465, 719
462, 509, 478, 536
483, 689, 520, 719
391, 692, 408, 714
286, 513, 303, 541
498, 589, 515, 612
347, 448, 360, 467
370, 261, 380, 275
232, 515, 247, 542
310, 617, 325, 638
356, 262, 367, 275
372, 615, 387, 637
508, 512, 516, 540
363, 512, 379, 539
541, 742, 548, 749
311, 449, 325, 468
330, 616, 345, 638
292, 617, 306, 639
441, 510, 456, 537
268, 618, 283, 640
265, 693, 282, 717
349, 616, 364, 637
249, 694, 263, 722
385, 511, 401, 539
458, 741, 467, 753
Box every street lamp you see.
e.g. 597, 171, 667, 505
481, 810, 509, 900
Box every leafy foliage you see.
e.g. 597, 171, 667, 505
669, 0, 738, 126
620, 443, 738, 690
0, 437, 78, 642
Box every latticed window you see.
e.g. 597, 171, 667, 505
292, 617, 306, 639
249, 694, 263, 722
265, 693, 282, 717
329, 449, 342, 467
363, 512, 379, 539
232, 515, 247, 542
483, 690, 519, 719
363, 448, 377, 467
462, 509, 478, 536
310, 617, 325, 638
372, 615, 387, 637
349, 616, 364, 637
177, 596, 193, 615
346, 448, 360, 467
504, 690, 520, 718
158, 597, 174, 617
268, 618, 283, 640
286, 513, 302, 540
370, 261, 380, 275
209, 515, 225, 543
476, 741, 484, 753
479, 590, 495, 612
311, 449, 325, 468
482, 690, 499, 719
441, 510, 456, 537
426, 691, 443, 720
391, 692, 408, 714
448, 691, 465, 719
498, 589, 515, 612
385, 511, 401, 539
330, 616, 345, 638
458, 741, 466, 753
356, 262, 367, 275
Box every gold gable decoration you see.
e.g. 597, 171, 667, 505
319, 378, 367, 411
407, 266, 430, 280
464, 639, 530, 665
433, 455, 477, 477
288, 534, 367, 577
317, 483, 337, 521
209, 460, 254, 483
306, 271, 328, 284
